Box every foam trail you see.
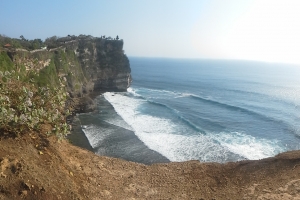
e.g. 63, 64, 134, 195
211, 131, 285, 160
129, 87, 181, 99
106, 91, 288, 162
103, 118, 134, 131
104, 92, 246, 162
81, 125, 110, 148
127, 87, 141, 97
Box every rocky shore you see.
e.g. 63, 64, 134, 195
66, 92, 171, 165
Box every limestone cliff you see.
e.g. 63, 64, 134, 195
2, 35, 132, 99
62, 36, 132, 95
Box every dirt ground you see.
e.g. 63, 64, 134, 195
0, 131, 300, 200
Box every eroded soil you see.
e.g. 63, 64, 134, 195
0, 132, 300, 200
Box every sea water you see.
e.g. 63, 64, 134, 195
80, 57, 300, 163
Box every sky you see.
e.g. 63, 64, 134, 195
1, 0, 300, 64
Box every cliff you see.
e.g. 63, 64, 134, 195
2, 35, 131, 99
0, 35, 132, 117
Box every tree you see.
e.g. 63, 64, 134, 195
45, 36, 58, 49
20, 35, 26, 41
116, 35, 119, 40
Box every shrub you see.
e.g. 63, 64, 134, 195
0, 70, 70, 139
0, 52, 14, 71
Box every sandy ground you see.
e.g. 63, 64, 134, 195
1, 132, 300, 200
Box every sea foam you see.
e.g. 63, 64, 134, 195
211, 131, 285, 160
104, 89, 288, 162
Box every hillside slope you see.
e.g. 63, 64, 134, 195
1, 133, 300, 200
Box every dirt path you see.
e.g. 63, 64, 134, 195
0, 133, 300, 199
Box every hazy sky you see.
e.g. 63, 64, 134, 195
1, 0, 300, 64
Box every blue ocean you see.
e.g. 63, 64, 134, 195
79, 57, 300, 164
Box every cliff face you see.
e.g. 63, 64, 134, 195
6, 35, 132, 98
65, 37, 131, 95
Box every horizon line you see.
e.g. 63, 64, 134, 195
128, 56, 300, 66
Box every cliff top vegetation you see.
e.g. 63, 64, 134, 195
0, 57, 70, 139
0, 34, 122, 51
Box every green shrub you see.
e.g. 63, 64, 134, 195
0, 70, 70, 139
0, 52, 14, 71
35, 60, 60, 88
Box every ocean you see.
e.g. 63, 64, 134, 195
78, 57, 300, 164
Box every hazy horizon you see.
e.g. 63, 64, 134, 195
1, 0, 300, 65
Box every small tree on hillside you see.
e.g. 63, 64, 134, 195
20, 35, 26, 41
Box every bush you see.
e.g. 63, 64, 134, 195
0, 52, 14, 71
0, 70, 70, 138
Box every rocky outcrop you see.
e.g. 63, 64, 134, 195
71, 37, 132, 94
8, 35, 131, 98
5, 35, 131, 113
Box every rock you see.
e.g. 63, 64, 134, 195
0, 172, 7, 178
39, 186, 45, 192
20, 190, 27, 196
78, 96, 96, 113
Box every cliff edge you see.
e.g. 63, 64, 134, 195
1, 133, 300, 199
2, 35, 131, 113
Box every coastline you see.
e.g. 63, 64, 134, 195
67, 91, 170, 165
67, 115, 94, 152
65, 91, 103, 152
2, 35, 300, 199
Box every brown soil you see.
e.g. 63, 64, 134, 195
0, 132, 300, 200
